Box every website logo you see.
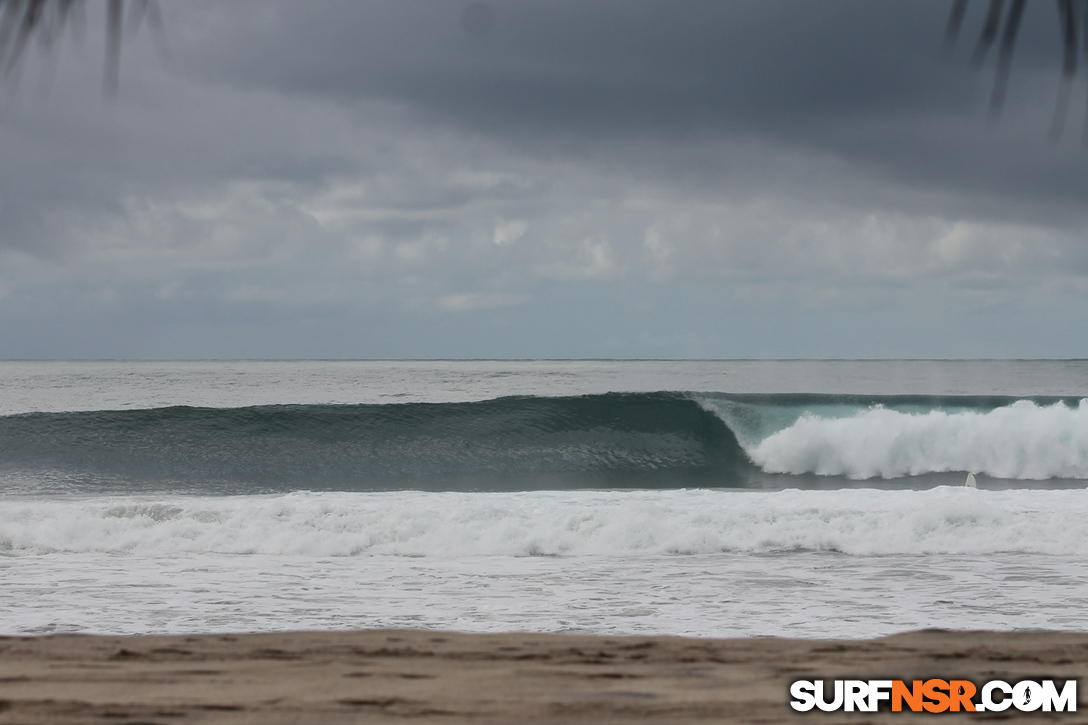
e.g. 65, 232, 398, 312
790, 679, 1077, 713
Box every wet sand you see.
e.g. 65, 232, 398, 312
1, 629, 1085, 724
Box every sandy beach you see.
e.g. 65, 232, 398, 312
0, 629, 1084, 724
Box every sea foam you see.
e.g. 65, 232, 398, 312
2, 488, 1087, 558
744, 400, 1088, 480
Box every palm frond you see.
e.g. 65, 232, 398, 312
949, 0, 1087, 140
0, 0, 163, 94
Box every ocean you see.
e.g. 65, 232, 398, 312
2, 359, 1087, 639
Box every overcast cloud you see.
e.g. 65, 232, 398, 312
1, 0, 1086, 359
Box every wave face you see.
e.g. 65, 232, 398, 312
2, 393, 1086, 493
3, 488, 1088, 557
0, 394, 748, 493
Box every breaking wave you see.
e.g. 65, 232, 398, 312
745, 400, 1088, 479
1, 393, 1086, 493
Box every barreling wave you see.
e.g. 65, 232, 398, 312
0, 393, 749, 494
1, 393, 1086, 494
3, 488, 1088, 557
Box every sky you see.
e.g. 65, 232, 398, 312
1, 0, 1087, 359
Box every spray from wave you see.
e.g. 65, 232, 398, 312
734, 400, 1088, 480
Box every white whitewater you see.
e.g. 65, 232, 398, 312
3, 487, 1088, 639
742, 400, 1088, 480
3, 488, 1088, 558
3, 360, 1087, 640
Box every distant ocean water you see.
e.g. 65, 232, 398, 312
1, 360, 1087, 638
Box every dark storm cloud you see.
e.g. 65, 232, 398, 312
173, 0, 1088, 225
192, 2, 968, 128
2, 1, 1088, 359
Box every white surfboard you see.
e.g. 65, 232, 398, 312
965, 472, 977, 488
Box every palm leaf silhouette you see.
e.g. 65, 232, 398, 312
1, 0, 1083, 139
948, 0, 1088, 139
0, 0, 165, 95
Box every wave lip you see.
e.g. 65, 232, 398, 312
744, 400, 1088, 480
